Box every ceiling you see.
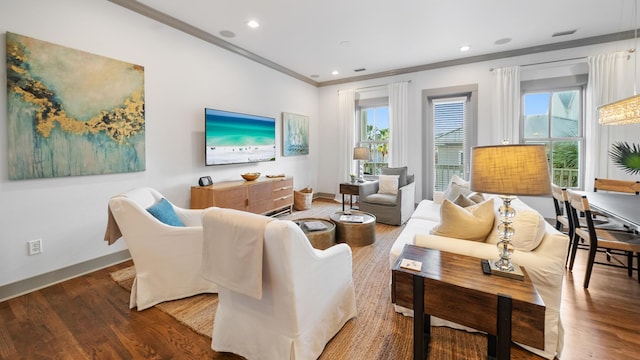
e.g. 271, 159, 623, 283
111, 0, 638, 86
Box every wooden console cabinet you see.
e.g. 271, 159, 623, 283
191, 176, 294, 216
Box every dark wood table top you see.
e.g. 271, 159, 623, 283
585, 192, 640, 232
392, 245, 546, 350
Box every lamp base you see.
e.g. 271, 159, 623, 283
487, 260, 525, 281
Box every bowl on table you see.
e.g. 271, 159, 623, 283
241, 172, 261, 181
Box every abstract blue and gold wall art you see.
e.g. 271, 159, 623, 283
6, 32, 145, 180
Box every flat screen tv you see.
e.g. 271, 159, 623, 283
205, 108, 276, 166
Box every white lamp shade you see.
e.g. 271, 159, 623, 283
470, 144, 551, 196
353, 147, 370, 160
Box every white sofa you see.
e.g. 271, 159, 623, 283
390, 194, 568, 360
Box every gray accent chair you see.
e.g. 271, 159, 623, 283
358, 167, 416, 225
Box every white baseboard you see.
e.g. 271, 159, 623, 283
314, 192, 337, 200
0, 249, 131, 302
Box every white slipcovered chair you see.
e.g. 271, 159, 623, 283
107, 187, 217, 310
201, 207, 357, 360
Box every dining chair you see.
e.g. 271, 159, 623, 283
551, 184, 570, 232
552, 184, 611, 268
551, 184, 580, 266
592, 178, 639, 261
566, 189, 640, 288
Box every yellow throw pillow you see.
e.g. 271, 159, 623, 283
453, 192, 486, 207
430, 198, 495, 241
468, 192, 485, 203
453, 194, 476, 208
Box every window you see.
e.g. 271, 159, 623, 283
433, 98, 466, 191
521, 76, 586, 188
423, 84, 478, 200
356, 97, 389, 176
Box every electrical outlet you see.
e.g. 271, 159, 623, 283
28, 239, 42, 255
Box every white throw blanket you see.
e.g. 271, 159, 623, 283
201, 207, 275, 300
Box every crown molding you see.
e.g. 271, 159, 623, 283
108, 0, 319, 86
109, 1, 635, 88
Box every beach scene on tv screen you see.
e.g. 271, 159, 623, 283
205, 109, 276, 165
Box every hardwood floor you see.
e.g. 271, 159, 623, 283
557, 249, 640, 359
1, 200, 639, 359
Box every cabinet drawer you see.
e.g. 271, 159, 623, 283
272, 178, 293, 198
273, 194, 293, 210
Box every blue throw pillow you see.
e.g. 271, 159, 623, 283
146, 198, 185, 227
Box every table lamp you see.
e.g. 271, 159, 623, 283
470, 144, 551, 277
353, 147, 371, 182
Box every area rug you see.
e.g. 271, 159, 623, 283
110, 266, 216, 338
109, 200, 504, 359
110, 266, 491, 360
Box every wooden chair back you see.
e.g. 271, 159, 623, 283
593, 178, 640, 195
551, 184, 570, 230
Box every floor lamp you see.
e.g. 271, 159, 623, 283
470, 144, 551, 278
353, 147, 370, 182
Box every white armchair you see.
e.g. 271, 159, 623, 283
107, 187, 217, 310
201, 207, 357, 360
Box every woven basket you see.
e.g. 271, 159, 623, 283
294, 187, 313, 210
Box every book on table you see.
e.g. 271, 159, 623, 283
304, 221, 328, 231
339, 215, 364, 223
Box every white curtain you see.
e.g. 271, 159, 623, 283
492, 66, 520, 144
388, 81, 409, 167
335, 89, 356, 202
585, 51, 628, 191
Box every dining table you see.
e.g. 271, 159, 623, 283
585, 191, 640, 232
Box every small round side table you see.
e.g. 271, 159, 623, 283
294, 218, 336, 250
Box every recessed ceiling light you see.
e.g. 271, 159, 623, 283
219, 30, 236, 38
331, 70, 339, 75
459, 45, 471, 52
247, 20, 260, 29
494, 37, 512, 45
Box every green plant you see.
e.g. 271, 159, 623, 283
552, 142, 578, 169
609, 142, 640, 175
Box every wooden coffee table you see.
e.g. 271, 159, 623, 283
392, 245, 545, 360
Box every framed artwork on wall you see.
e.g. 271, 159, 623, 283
282, 112, 309, 156
6, 32, 145, 180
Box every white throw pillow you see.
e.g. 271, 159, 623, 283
443, 174, 470, 201
430, 198, 495, 242
486, 208, 546, 251
450, 174, 469, 188
445, 183, 471, 202
378, 174, 399, 195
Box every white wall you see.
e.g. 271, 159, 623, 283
0, 0, 319, 287
3, 0, 640, 291
318, 42, 640, 218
